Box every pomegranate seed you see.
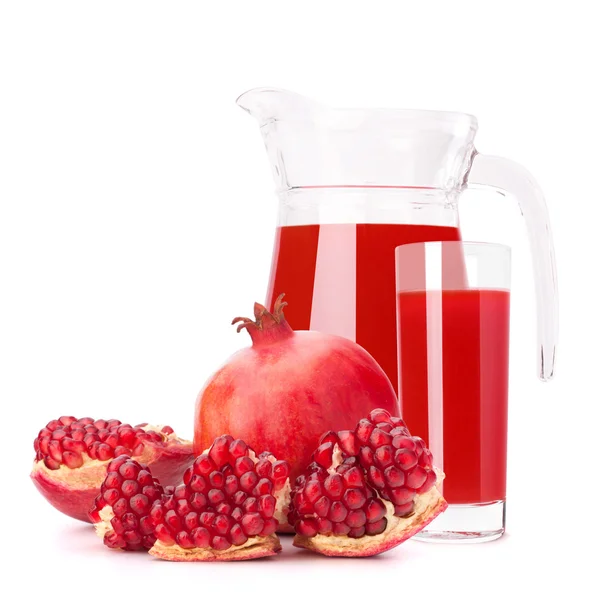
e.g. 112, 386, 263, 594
365, 497, 387, 522
103, 488, 120, 506
394, 449, 418, 471
394, 502, 414, 517
208, 489, 225, 504
329, 501, 348, 523
122, 513, 139, 531
337, 430, 358, 456
369, 428, 392, 449
156, 523, 174, 544
190, 474, 208, 493
258, 495, 276, 518
199, 512, 216, 528
224, 475, 239, 495
241, 513, 264, 536
211, 536, 232, 551
261, 518, 278, 536
342, 467, 363, 489
384, 466, 405, 488
255, 459, 272, 478
43, 456, 60, 470
304, 480, 322, 503
230, 523, 248, 546
137, 470, 153, 486
294, 492, 313, 515
316, 518, 332, 534
314, 495, 331, 517
369, 408, 392, 424
323, 474, 344, 499
130, 494, 150, 515
193, 455, 216, 475
343, 488, 366, 510
63, 451, 84, 469
216, 502, 232, 515
413, 437, 425, 457
366, 518, 387, 535
234, 456, 255, 477
228, 439, 248, 459
359, 446, 374, 467
296, 519, 318, 537
406, 466, 428, 489
253, 478, 273, 496
272, 460, 290, 481
48, 440, 63, 462
240, 471, 258, 492
355, 419, 375, 444
419, 449, 433, 468
418, 469, 437, 494
231, 507, 243, 522
209, 436, 232, 467
232, 491, 248, 506
376, 422, 394, 433
213, 514, 231, 536
374, 446, 394, 468
165, 510, 182, 532
184, 511, 200, 531
348, 526, 366, 539
191, 527, 210, 548
333, 522, 351, 535
243, 497, 259, 513
209, 471, 225, 489
389, 488, 415, 505
175, 531, 195, 549
113, 497, 128, 517
97, 444, 114, 461
176, 499, 191, 516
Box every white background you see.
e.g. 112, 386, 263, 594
1, 1, 597, 597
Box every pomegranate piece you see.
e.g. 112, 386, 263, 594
89, 456, 165, 551
289, 408, 447, 557
194, 294, 400, 522
30, 416, 194, 522
148, 435, 291, 562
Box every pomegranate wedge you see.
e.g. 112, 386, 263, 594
289, 409, 447, 556
148, 435, 291, 561
31, 416, 194, 522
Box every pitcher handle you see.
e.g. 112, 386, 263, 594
467, 153, 558, 381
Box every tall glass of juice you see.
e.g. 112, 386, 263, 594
395, 241, 511, 542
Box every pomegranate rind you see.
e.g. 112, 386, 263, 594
31, 431, 194, 522
292, 482, 447, 557
149, 536, 282, 562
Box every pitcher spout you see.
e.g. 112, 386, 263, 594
236, 87, 321, 127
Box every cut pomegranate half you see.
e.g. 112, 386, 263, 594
31, 416, 194, 522
89, 456, 166, 551
148, 435, 291, 561
288, 409, 447, 556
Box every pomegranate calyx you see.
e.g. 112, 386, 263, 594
231, 293, 293, 346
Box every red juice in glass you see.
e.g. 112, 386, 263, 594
396, 288, 510, 505
266, 223, 462, 394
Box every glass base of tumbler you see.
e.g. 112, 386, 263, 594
415, 500, 505, 543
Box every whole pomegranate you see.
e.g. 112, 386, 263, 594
194, 295, 399, 489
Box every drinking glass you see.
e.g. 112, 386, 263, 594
395, 241, 511, 542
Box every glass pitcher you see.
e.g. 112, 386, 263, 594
237, 88, 557, 390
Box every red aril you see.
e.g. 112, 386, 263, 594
194, 295, 399, 515
288, 408, 447, 556
89, 456, 166, 551
149, 435, 290, 561
31, 416, 194, 522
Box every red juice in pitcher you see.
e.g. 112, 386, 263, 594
266, 223, 462, 393
396, 288, 510, 504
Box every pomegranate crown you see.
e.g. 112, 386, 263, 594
231, 294, 293, 345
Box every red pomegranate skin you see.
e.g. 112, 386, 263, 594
194, 297, 399, 483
